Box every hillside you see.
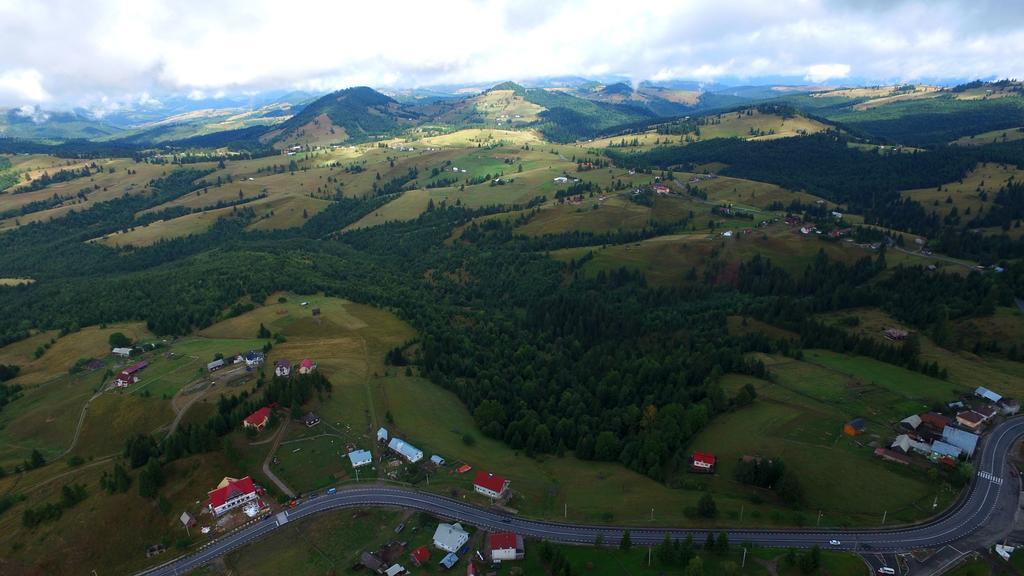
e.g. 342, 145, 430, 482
0, 108, 123, 141
261, 86, 421, 148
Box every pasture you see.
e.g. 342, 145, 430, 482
902, 162, 1024, 224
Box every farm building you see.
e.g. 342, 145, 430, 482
303, 412, 320, 427
955, 410, 984, 431
691, 452, 716, 472
920, 412, 954, 431
385, 565, 406, 576
473, 471, 511, 499
207, 476, 258, 516
874, 448, 912, 466
377, 427, 389, 442
179, 511, 196, 528
244, 351, 265, 368
890, 434, 930, 455
243, 407, 271, 431
440, 553, 459, 569
361, 552, 385, 573
976, 386, 1002, 403
843, 418, 867, 436
489, 532, 525, 561
207, 358, 225, 372
652, 184, 671, 195
298, 358, 317, 374
930, 441, 962, 460
975, 406, 998, 421
553, 176, 568, 183
410, 546, 431, 567
388, 437, 423, 463
433, 522, 469, 553
900, 414, 922, 430
112, 347, 133, 358
114, 370, 137, 388
348, 449, 373, 468
274, 359, 291, 377
942, 426, 979, 457
430, 454, 445, 466
883, 328, 909, 341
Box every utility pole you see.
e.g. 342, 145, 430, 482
933, 495, 938, 509
564, 503, 567, 518
742, 547, 747, 568
648, 547, 652, 566
882, 510, 887, 525
650, 507, 654, 521
740, 504, 744, 523
817, 510, 822, 526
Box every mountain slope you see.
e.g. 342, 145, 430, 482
262, 86, 421, 147
0, 108, 123, 141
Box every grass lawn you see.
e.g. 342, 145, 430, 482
947, 558, 992, 576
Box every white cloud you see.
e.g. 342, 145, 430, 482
0, 69, 50, 103
805, 63, 852, 83
0, 0, 1021, 108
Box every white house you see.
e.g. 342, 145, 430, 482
348, 449, 373, 468
112, 347, 133, 358
553, 176, 568, 183
489, 532, 524, 562
207, 476, 258, 516
473, 471, 510, 499
433, 522, 469, 553
388, 437, 423, 463
244, 351, 265, 368
377, 427, 389, 442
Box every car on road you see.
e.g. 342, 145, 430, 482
327, 487, 337, 494
828, 539, 841, 546
288, 499, 298, 508
876, 567, 895, 575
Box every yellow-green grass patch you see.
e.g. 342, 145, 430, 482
902, 162, 1024, 224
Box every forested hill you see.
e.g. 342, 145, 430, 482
0, 164, 1021, 482
264, 86, 422, 144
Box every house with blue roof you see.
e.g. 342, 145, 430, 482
930, 440, 962, 459
942, 425, 979, 457
348, 449, 373, 468
388, 437, 423, 463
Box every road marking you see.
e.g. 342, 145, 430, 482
978, 471, 1003, 485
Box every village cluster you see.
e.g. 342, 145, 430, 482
870, 386, 1018, 468
107, 341, 527, 574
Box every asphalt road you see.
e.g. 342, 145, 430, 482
137, 416, 1024, 576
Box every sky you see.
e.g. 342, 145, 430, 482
0, 0, 1022, 111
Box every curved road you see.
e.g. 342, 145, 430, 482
138, 417, 1024, 576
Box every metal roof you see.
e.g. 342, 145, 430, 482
942, 425, 979, 456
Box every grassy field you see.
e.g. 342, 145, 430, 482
815, 307, 1024, 398
549, 223, 869, 287
952, 126, 1024, 146
587, 111, 830, 151
902, 162, 1024, 225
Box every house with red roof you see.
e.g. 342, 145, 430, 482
244, 406, 272, 431
114, 370, 137, 388
410, 546, 431, 567
299, 358, 317, 375
691, 452, 716, 472
207, 476, 258, 516
473, 471, 510, 499
489, 532, 524, 561
113, 360, 149, 388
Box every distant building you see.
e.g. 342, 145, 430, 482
942, 425, 979, 457
348, 449, 373, 468
430, 454, 445, 466
843, 418, 867, 436
377, 427, 389, 442
900, 414, 922, 430
439, 553, 459, 569
873, 447, 912, 466
207, 358, 225, 372
244, 407, 271, 431
207, 476, 258, 516
976, 386, 1003, 403
244, 351, 265, 368
274, 359, 291, 377
388, 437, 423, 463
489, 532, 524, 561
955, 410, 985, 431
473, 471, 510, 499
299, 358, 317, 374
114, 370, 137, 388
930, 441, 962, 460
433, 522, 469, 553
652, 184, 671, 195
691, 452, 716, 472
553, 176, 568, 183
384, 564, 406, 576
112, 347, 133, 358
303, 412, 320, 427
410, 546, 431, 567
890, 434, 930, 455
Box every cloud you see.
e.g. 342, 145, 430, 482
0, 0, 1021, 109
0, 69, 50, 103
805, 63, 851, 83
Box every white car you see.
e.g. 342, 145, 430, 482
876, 568, 896, 575
828, 539, 841, 546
